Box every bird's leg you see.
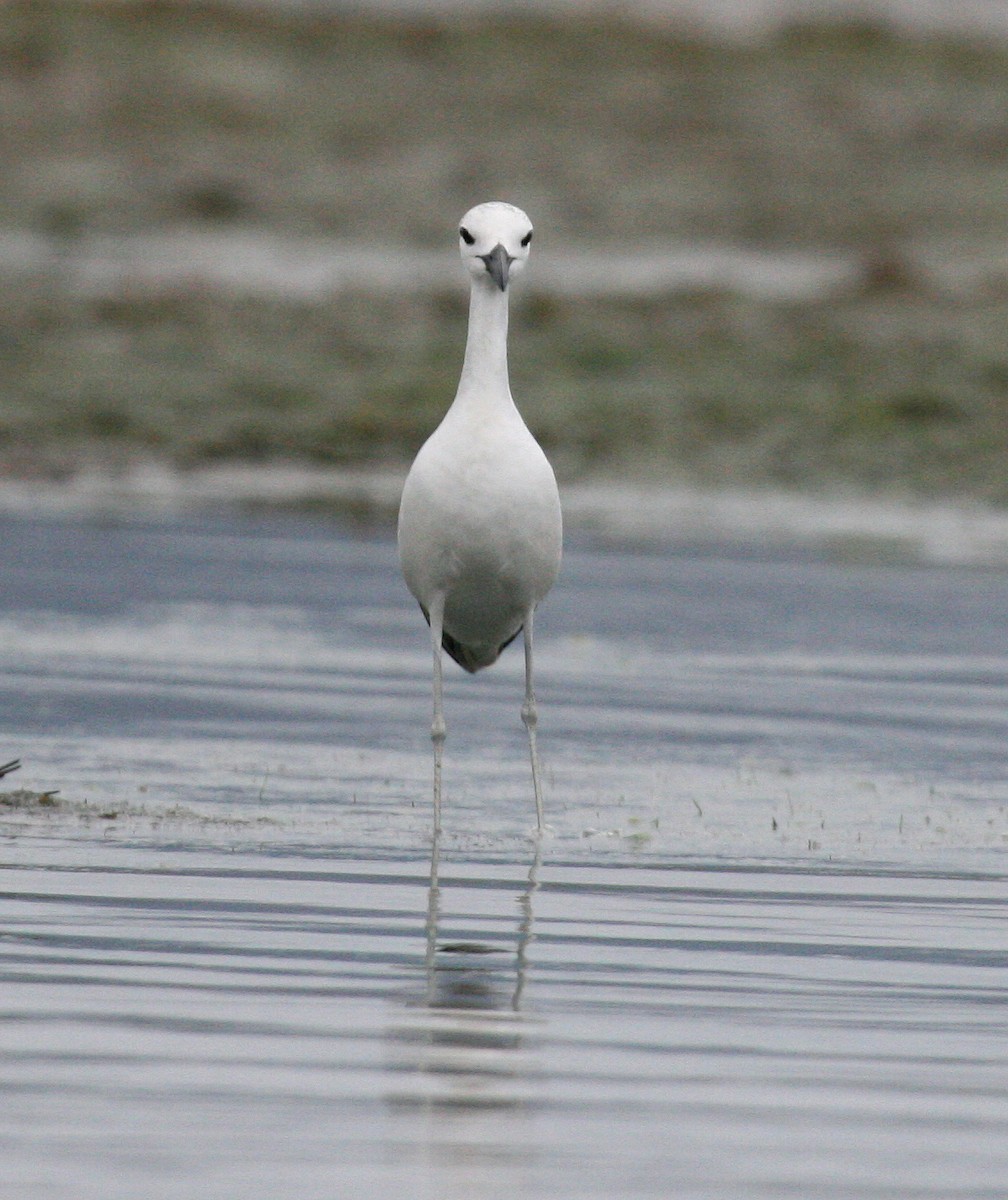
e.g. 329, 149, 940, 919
428, 595, 447, 834
521, 608, 545, 830
424, 825, 442, 1003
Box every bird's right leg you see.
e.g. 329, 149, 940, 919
521, 607, 545, 831
427, 594, 447, 833
424, 825, 442, 1002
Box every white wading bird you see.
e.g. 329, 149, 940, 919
398, 202, 562, 833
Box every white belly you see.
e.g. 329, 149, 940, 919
398, 416, 562, 654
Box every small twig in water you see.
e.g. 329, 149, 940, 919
692, 798, 703, 817
0, 758, 22, 779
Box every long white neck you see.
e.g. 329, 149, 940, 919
455, 277, 513, 407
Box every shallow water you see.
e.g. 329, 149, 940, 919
2, 511, 1007, 1198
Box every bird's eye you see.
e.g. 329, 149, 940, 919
521, 230, 533, 247
459, 227, 475, 246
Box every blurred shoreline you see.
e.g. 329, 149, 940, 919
3, 6, 1007, 510
3, 462, 1008, 566
2, 229, 866, 302
141, 0, 1008, 42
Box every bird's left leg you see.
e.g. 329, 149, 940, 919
521, 607, 545, 830
424, 824, 442, 1001
428, 594, 447, 834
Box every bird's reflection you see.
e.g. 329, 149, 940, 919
386, 832, 542, 1115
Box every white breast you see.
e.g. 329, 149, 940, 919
398, 405, 561, 654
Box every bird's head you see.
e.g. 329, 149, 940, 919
458, 201, 533, 292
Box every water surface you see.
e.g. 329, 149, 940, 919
2, 511, 1007, 1198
